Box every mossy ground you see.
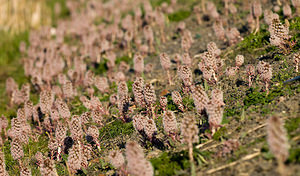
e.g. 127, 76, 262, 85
0, 0, 299, 175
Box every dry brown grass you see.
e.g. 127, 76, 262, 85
0, 0, 51, 33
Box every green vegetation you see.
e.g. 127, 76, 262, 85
0, 0, 299, 175
46, 0, 70, 26
290, 17, 300, 31
168, 10, 191, 22
237, 29, 271, 53
93, 60, 109, 75
151, 0, 170, 7
288, 148, 300, 163
243, 86, 284, 110
285, 117, 300, 134
116, 55, 132, 65
151, 151, 190, 175
70, 96, 88, 115
0, 31, 28, 117
182, 96, 195, 110
98, 119, 134, 140
166, 94, 179, 111
212, 127, 227, 141
3, 141, 19, 175
151, 149, 210, 175
0, 31, 29, 66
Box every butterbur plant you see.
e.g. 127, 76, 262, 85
267, 116, 290, 176
246, 64, 255, 87
217, 139, 240, 157
257, 61, 272, 94
81, 144, 92, 169
39, 90, 54, 115
226, 66, 237, 79
132, 113, 148, 133
87, 125, 100, 150
190, 84, 209, 114
11, 138, 24, 161
160, 96, 168, 111
108, 150, 127, 175
117, 81, 131, 121
143, 25, 155, 53
235, 55, 244, 69
69, 115, 83, 141
63, 80, 74, 99
173, 53, 182, 67
94, 76, 109, 93
171, 91, 185, 111
163, 110, 178, 141
133, 53, 144, 76
124, 30, 133, 56
182, 53, 192, 66
144, 118, 158, 141
6, 77, 18, 98
0, 115, 8, 137
293, 53, 299, 72
206, 89, 224, 135
252, 0, 262, 33
125, 141, 153, 176
35, 152, 44, 166
160, 53, 173, 85
193, 6, 202, 25
198, 50, 221, 83
292, 0, 300, 15
211, 89, 225, 107
67, 142, 82, 174
20, 163, 31, 176
226, 27, 242, 45
283, 4, 292, 19
268, 18, 292, 53
144, 83, 156, 119
40, 158, 58, 176
181, 36, 191, 53
0, 151, 8, 176
55, 122, 67, 160
181, 113, 199, 176
213, 20, 226, 41
132, 77, 146, 108
207, 42, 221, 58
178, 65, 193, 92
55, 98, 71, 119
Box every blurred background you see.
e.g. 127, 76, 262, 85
0, 0, 68, 113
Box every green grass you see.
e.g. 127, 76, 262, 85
151, 151, 190, 175
116, 55, 132, 65
290, 17, 300, 31
168, 10, 191, 22
237, 29, 271, 53
98, 119, 134, 141
150, 0, 170, 7
0, 31, 29, 117
212, 127, 227, 141
23, 136, 49, 175
0, 31, 29, 66
151, 149, 210, 175
46, 0, 70, 26
166, 93, 179, 111
285, 117, 300, 134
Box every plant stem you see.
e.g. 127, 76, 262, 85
189, 141, 196, 176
